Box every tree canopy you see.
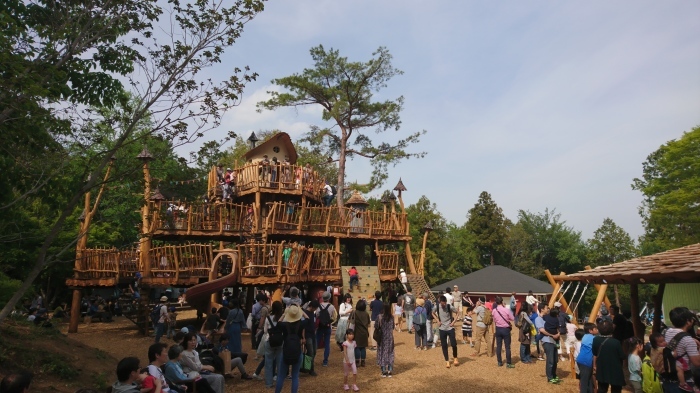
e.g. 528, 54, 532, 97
257, 45, 426, 204
464, 191, 508, 266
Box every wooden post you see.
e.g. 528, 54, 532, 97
255, 191, 261, 231
68, 289, 82, 333
629, 283, 644, 340
418, 229, 429, 276
652, 283, 666, 334
585, 266, 612, 309
589, 283, 608, 323
140, 159, 152, 278
404, 241, 417, 275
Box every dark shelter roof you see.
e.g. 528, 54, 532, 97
430, 265, 552, 295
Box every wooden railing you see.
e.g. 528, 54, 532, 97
266, 202, 409, 238
307, 247, 341, 278
75, 248, 140, 279
150, 201, 257, 234
208, 163, 326, 201
376, 250, 400, 277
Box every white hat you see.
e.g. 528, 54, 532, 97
284, 304, 302, 323
399, 268, 404, 272
160, 296, 168, 302
180, 327, 189, 334
554, 301, 562, 308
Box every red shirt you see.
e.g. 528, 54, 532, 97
348, 268, 358, 276
141, 375, 157, 393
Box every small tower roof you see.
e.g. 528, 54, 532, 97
150, 188, 166, 201
393, 178, 407, 192
346, 190, 368, 206
136, 146, 153, 162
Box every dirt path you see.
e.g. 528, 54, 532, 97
66, 316, 579, 393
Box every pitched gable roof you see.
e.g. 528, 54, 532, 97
430, 265, 552, 295
243, 132, 297, 164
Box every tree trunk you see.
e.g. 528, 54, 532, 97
613, 285, 621, 308
490, 249, 494, 266
336, 129, 348, 208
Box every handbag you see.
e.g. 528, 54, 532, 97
373, 319, 383, 343
300, 345, 313, 373
246, 313, 253, 330
494, 307, 513, 330
348, 311, 356, 331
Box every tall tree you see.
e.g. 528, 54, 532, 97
257, 45, 426, 205
632, 126, 700, 252
0, 0, 266, 323
465, 191, 508, 266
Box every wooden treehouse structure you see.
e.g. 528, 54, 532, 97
66, 132, 430, 333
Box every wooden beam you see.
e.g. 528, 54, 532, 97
652, 283, 665, 334
585, 266, 612, 309
589, 283, 608, 323
629, 283, 645, 340
68, 289, 81, 333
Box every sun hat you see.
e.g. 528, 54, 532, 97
284, 304, 302, 323
554, 301, 562, 308
160, 296, 168, 302
399, 268, 404, 272
416, 298, 425, 307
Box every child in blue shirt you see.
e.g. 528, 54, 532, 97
576, 322, 598, 393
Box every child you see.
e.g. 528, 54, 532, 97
565, 315, 578, 359
393, 303, 403, 332
167, 307, 178, 339
202, 307, 219, 339
576, 322, 598, 393
139, 367, 158, 393
462, 309, 473, 346
573, 329, 585, 379
626, 337, 644, 393
543, 307, 561, 349
342, 329, 360, 392
648, 332, 666, 376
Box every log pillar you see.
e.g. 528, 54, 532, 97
629, 283, 645, 340
652, 284, 666, 334
68, 289, 82, 333
544, 271, 572, 313
589, 283, 608, 323
585, 266, 612, 309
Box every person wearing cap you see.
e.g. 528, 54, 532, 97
155, 296, 170, 343
413, 298, 428, 350
452, 285, 463, 319
471, 297, 493, 357
315, 292, 337, 367
275, 304, 305, 393
399, 268, 407, 291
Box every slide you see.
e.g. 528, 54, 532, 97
184, 269, 238, 315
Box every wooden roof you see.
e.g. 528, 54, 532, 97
243, 132, 298, 164
563, 243, 700, 284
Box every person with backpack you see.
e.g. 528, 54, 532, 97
153, 296, 170, 343
433, 295, 459, 368
403, 286, 416, 334
662, 307, 700, 392
592, 319, 625, 392
423, 292, 435, 349
274, 304, 305, 393
413, 298, 428, 350
315, 292, 337, 367
471, 297, 493, 358
263, 301, 285, 389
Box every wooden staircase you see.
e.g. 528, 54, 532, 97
341, 265, 381, 301
406, 274, 435, 302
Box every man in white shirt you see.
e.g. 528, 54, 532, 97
452, 285, 463, 319
399, 269, 407, 291
444, 287, 454, 306
322, 182, 334, 207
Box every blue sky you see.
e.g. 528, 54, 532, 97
186, 1, 700, 240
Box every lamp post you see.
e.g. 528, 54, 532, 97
137, 146, 154, 278
247, 131, 259, 150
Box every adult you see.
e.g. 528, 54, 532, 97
155, 296, 169, 343
536, 303, 561, 384
592, 319, 624, 393
163, 345, 216, 393
471, 297, 493, 357
376, 303, 395, 377
336, 294, 354, 348
224, 298, 245, 353
264, 301, 285, 388
554, 301, 569, 361
353, 300, 371, 367
423, 292, 435, 349
609, 306, 627, 343
275, 304, 305, 393
402, 286, 416, 334
282, 286, 302, 307
452, 285, 463, 319
492, 296, 515, 368
369, 291, 384, 350
444, 287, 454, 306
664, 307, 700, 392
112, 357, 156, 393
315, 291, 337, 367
250, 292, 269, 350
516, 303, 535, 364
322, 181, 334, 207
525, 290, 538, 307
509, 292, 517, 314
301, 300, 319, 376
399, 269, 407, 291
147, 343, 173, 393
434, 295, 459, 368
413, 298, 428, 350
179, 333, 231, 393
0, 371, 33, 393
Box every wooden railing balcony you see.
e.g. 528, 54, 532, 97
150, 244, 213, 279
74, 248, 140, 280
376, 250, 400, 278
150, 201, 257, 235
208, 163, 326, 201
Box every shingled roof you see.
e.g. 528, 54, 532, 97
564, 243, 700, 284
430, 265, 552, 295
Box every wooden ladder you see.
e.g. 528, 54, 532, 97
406, 274, 435, 302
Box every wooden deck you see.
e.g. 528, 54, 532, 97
67, 244, 401, 287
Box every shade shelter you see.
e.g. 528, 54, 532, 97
430, 265, 552, 305
555, 242, 700, 338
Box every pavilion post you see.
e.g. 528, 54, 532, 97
585, 266, 612, 309
652, 283, 666, 334
589, 283, 608, 323
629, 283, 644, 340
545, 270, 572, 313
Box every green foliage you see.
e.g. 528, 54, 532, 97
0, 273, 22, 309
464, 191, 509, 266
587, 218, 638, 267
632, 126, 700, 252
257, 45, 426, 202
